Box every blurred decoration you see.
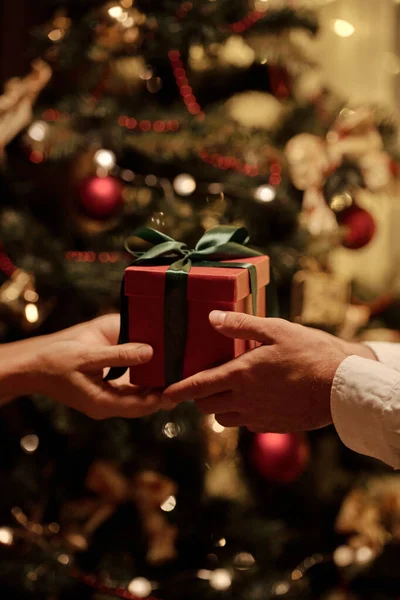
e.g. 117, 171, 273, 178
0, 60, 52, 157
78, 176, 123, 220
226, 91, 283, 130
336, 204, 376, 250
249, 432, 310, 484
0, 0, 400, 598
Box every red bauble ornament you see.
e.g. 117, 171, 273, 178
337, 204, 376, 250
250, 432, 309, 484
79, 176, 123, 220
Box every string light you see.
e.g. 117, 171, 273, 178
117, 116, 180, 132
168, 50, 204, 117
20, 434, 39, 454
209, 569, 232, 591
108, 5, 124, 19
333, 545, 354, 567
27, 121, 49, 142
209, 415, 225, 433
173, 173, 196, 195
94, 149, 116, 170
29, 150, 44, 164
219, 10, 265, 33
0, 528, 13, 546
65, 251, 127, 263
25, 303, 39, 324
127, 577, 153, 598
160, 495, 176, 512
199, 149, 260, 177
333, 19, 355, 38
48, 29, 64, 42
254, 184, 276, 203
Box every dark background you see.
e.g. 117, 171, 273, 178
0, 0, 51, 85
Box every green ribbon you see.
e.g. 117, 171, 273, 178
106, 226, 278, 386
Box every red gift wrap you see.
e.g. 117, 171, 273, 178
126, 255, 270, 388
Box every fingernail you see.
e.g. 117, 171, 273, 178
138, 345, 153, 362
209, 310, 226, 327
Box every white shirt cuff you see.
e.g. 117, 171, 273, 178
331, 355, 400, 469
363, 342, 400, 372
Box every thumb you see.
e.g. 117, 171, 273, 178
82, 343, 153, 371
209, 311, 283, 344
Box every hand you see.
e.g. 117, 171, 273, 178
164, 311, 377, 433
24, 314, 164, 420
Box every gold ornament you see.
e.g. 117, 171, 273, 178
291, 260, 350, 331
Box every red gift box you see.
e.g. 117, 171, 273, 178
126, 255, 270, 388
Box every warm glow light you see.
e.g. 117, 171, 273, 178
28, 121, 49, 142
216, 538, 226, 547
48, 29, 63, 42
0, 528, 13, 546
121, 0, 133, 6
108, 5, 123, 18
333, 545, 354, 567
57, 553, 70, 565
333, 19, 355, 38
94, 149, 116, 170
254, 185, 276, 203
355, 546, 374, 564
197, 569, 211, 580
173, 173, 196, 195
234, 552, 255, 569
275, 582, 290, 596
25, 303, 39, 324
160, 495, 176, 512
209, 415, 225, 433
128, 577, 152, 598
122, 16, 135, 27
209, 569, 232, 591
24, 289, 39, 303
163, 422, 178, 438
20, 434, 39, 454
116, 10, 129, 23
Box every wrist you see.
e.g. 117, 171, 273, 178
347, 342, 378, 361
0, 344, 43, 403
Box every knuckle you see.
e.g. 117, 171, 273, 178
232, 312, 250, 331
117, 347, 132, 363
190, 377, 203, 394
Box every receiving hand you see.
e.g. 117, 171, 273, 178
27, 314, 164, 420
164, 311, 376, 433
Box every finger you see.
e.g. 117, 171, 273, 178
215, 412, 243, 428
163, 363, 234, 403
196, 391, 238, 415
82, 343, 153, 370
91, 314, 121, 345
209, 311, 286, 344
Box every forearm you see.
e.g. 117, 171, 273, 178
331, 356, 400, 469
0, 337, 48, 404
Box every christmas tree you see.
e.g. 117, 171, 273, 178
1, 1, 400, 598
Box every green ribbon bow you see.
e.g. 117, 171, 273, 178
106, 226, 278, 386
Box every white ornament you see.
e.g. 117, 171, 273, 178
219, 36, 255, 69
226, 91, 283, 130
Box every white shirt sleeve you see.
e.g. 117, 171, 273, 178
331, 354, 400, 469
363, 342, 400, 373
